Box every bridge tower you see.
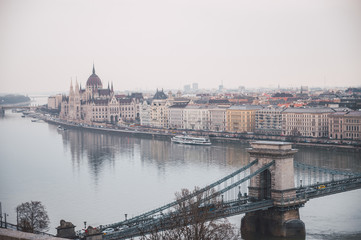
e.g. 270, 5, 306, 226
241, 141, 306, 239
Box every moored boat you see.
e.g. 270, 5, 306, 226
171, 135, 211, 145
57, 125, 67, 131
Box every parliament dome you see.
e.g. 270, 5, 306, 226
86, 65, 102, 87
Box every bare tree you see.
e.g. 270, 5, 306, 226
16, 201, 50, 233
140, 187, 240, 240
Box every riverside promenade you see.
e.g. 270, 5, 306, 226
33, 113, 361, 151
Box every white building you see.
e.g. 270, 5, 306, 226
168, 105, 186, 129
183, 105, 211, 130
209, 106, 227, 132
140, 89, 170, 128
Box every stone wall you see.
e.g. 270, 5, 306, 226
0, 228, 67, 240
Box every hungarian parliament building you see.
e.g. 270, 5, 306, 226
58, 65, 144, 124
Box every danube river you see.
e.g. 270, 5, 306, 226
1, 111, 361, 239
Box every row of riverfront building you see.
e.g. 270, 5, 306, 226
48, 66, 361, 141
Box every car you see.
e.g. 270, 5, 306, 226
116, 225, 129, 231
305, 187, 317, 193
77, 229, 86, 237
102, 228, 115, 235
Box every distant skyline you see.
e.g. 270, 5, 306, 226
1, 0, 361, 95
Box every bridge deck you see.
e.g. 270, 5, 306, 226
104, 200, 274, 240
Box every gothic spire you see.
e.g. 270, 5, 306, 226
92, 63, 95, 75
70, 78, 74, 92
75, 78, 79, 91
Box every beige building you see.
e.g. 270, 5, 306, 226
328, 112, 345, 140
329, 111, 361, 140
282, 108, 335, 137
343, 111, 361, 140
47, 94, 63, 110
117, 93, 143, 122
226, 105, 263, 133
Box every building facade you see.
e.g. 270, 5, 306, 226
183, 105, 211, 130
140, 100, 151, 127
282, 108, 335, 137
47, 94, 63, 110
168, 105, 186, 129
117, 93, 143, 122
140, 89, 170, 128
209, 106, 227, 132
328, 112, 345, 140
255, 106, 285, 135
329, 111, 361, 140
343, 111, 361, 140
60, 65, 121, 124
226, 105, 263, 133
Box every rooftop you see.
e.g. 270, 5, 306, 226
283, 107, 335, 113
228, 105, 263, 110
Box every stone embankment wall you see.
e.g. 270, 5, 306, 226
43, 115, 361, 151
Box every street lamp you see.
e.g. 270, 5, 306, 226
16, 207, 19, 230
0, 202, 2, 227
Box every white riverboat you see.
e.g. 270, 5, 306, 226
171, 135, 211, 145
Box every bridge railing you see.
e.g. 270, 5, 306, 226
294, 161, 361, 188
296, 175, 361, 200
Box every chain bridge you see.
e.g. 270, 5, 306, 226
96, 141, 361, 239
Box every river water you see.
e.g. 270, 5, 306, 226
1, 110, 361, 239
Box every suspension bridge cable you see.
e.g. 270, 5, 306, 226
294, 161, 361, 177
104, 159, 259, 229
200, 161, 275, 205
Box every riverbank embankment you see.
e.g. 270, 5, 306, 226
35, 114, 361, 151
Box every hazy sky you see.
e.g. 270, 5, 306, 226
1, 0, 361, 94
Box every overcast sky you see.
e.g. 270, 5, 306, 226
1, 0, 361, 94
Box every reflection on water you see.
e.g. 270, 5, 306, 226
1, 111, 361, 240
59, 124, 361, 186
295, 146, 361, 172
58, 127, 137, 184
57, 126, 251, 184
